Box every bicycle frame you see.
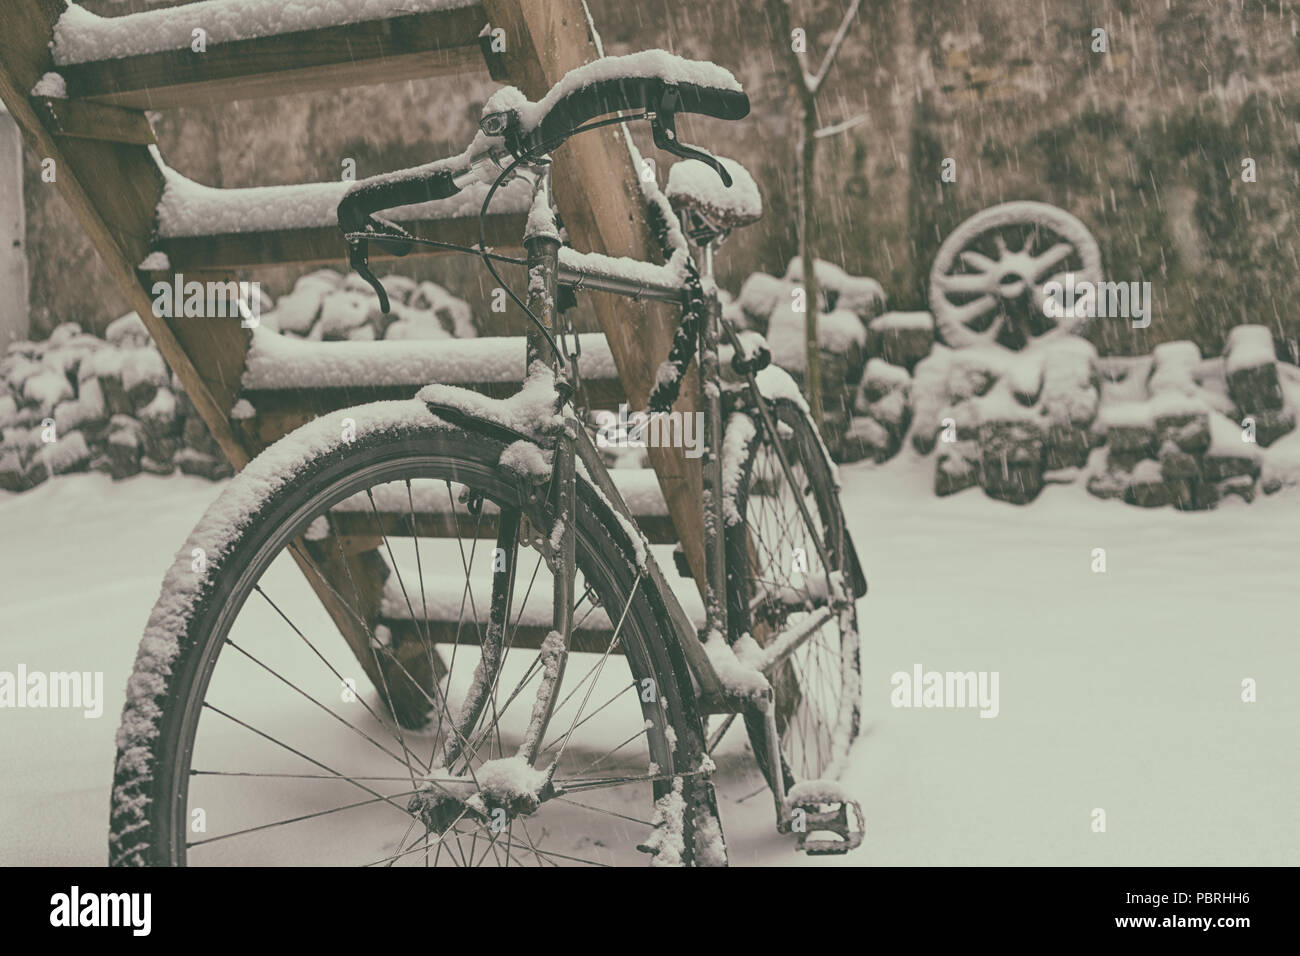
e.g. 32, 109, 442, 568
508, 158, 839, 822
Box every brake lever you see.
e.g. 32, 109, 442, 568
650, 89, 733, 187
347, 237, 392, 314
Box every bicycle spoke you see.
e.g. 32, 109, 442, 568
201, 702, 419, 822
224, 637, 425, 775
188, 787, 425, 850
252, 582, 421, 774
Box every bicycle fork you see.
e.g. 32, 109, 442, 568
519, 163, 574, 767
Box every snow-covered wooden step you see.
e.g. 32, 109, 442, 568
375, 570, 706, 653
321, 470, 677, 544
50, 1, 492, 110
144, 160, 530, 272
241, 328, 617, 392
236, 330, 632, 448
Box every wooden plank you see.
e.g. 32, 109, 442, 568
482, 0, 709, 596
293, 540, 439, 728
236, 375, 629, 452
382, 618, 623, 656
0, 0, 249, 468
31, 97, 156, 144
56, 6, 490, 109
158, 213, 527, 272
327, 503, 678, 546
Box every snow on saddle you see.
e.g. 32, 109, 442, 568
666, 155, 763, 237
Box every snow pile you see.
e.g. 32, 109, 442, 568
866, 323, 1300, 509
783, 258, 887, 321
737, 260, 886, 332
729, 260, 892, 460
246, 267, 480, 349
1, 319, 231, 492
498, 439, 552, 480
31, 72, 67, 98
765, 303, 865, 373
1224, 324, 1276, 376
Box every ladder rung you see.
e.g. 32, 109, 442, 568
55, 5, 491, 110
155, 214, 527, 272
320, 471, 676, 545
32, 97, 155, 145
379, 619, 624, 655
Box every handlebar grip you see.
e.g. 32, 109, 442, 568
514, 77, 749, 157
337, 167, 461, 235
338, 169, 461, 314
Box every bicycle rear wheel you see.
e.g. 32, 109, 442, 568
110, 402, 723, 866
723, 396, 862, 789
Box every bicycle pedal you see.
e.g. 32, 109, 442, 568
784, 780, 864, 856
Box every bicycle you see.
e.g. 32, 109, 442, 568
109, 52, 866, 866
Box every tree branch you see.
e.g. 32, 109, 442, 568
815, 112, 868, 138
809, 0, 863, 95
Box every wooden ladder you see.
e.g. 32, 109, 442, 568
0, 0, 709, 725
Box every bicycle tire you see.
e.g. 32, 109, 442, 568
723, 396, 862, 790
109, 401, 724, 866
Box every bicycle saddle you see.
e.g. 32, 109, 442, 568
665, 155, 762, 233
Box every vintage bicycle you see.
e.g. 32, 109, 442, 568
109, 52, 866, 866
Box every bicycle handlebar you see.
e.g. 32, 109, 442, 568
337, 58, 750, 311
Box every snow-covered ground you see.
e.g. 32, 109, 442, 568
2, 454, 1296, 865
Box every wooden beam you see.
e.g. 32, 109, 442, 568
0, 0, 249, 468
31, 97, 156, 144
56, 5, 491, 109
326, 501, 678, 546
482, 0, 710, 596
237, 375, 628, 451
158, 213, 527, 272
382, 618, 623, 656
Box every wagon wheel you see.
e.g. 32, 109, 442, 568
929, 201, 1102, 350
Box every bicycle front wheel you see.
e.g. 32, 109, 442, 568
110, 401, 722, 866
724, 395, 862, 788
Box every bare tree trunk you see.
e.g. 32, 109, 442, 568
768, 0, 861, 432
798, 98, 824, 429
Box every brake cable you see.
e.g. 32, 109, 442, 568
350, 112, 659, 377
475, 112, 649, 372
